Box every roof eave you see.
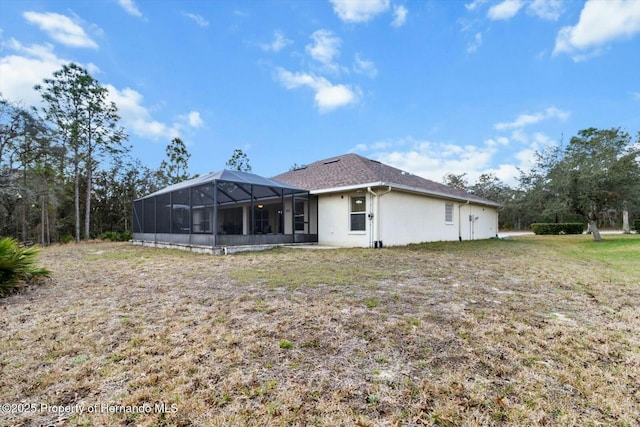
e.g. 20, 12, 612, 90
390, 183, 501, 207
309, 182, 387, 195
310, 182, 501, 207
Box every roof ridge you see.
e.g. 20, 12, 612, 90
272, 152, 500, 206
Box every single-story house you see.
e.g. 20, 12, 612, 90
132, 153, 499, 251
272, 153, 500, 248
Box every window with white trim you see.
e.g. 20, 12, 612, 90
350, 195, 366, 231
445, 202, 454, 223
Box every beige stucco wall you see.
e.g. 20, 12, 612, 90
317, 192, 370, 247
317, 189, 499, 247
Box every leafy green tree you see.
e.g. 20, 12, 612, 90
0, 98, 52, 242
1, 98, 26, 237
226, 148, 252, 172
157, 137, 191, 186
35, 63, 128, 242
442, 173, 469, 191
92, 158, 158, 234
468, 173, 526, 229
469, 173, 509, 202
35, 64, 86, 242
81, 79, 128, 241
529, 128, 640, 241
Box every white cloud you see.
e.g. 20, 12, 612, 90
105, 86, 206, 142
553, 0, 640, 60
118, 0, 142, 17
315, 84, 358, 112
23, 11, 98, 49
494, 106, 569, 130
0, 37, 192, 143
470, 0, 562, 21
306, 29, 341, 68
187, 111, 203, 128
105, 85, 181, 140
183, 12, 209, 27
274, 68, 360, 112
352, 140, 394, 152
0, 40, 69, 105
465, 0, 489, 12
528, 0, 563, 21
353, 54, 377, 78
351, 131, 558, 187
486, 163, 525, 187
487, 0, 524, 21
329, 0, 390, 23
351, 106, 570, 186
485, 136, 510, 147
467, 32, 483, 53
392, 5, 408, 28
259, 31, 292, 52
633, 91, 640, 100
352, 137, 497, 183
493, 131, 557, 185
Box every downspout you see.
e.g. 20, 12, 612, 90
459, 200, 469, 241
367, 187, 375, 247
250, 185, 255, 238
367, 186, 392, 248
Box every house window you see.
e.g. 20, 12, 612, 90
445, 202, 454, 223
350, 195, 366, 231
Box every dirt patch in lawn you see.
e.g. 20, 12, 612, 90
1, 236, 639, 426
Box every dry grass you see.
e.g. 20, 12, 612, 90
1, 235, 639, 426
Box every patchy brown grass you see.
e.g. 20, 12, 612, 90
1, 235, 639, 426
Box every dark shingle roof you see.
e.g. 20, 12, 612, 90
272, 153, 500, 206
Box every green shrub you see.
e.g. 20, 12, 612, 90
60, 234, 74, 244
99, 231, 119, 241
0, 238, 51, 296
99, 231, 132, 241
279, 339, 293, 349
633, 219, 640, 232
530, 223, 584, 235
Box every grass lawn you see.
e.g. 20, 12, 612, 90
1, 235, 638, 426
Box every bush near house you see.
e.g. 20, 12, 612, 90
530, 223, 584, 235
99, 231, 133, 241
0, 238, 51, 296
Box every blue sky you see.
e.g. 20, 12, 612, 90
1, 0, 639, 186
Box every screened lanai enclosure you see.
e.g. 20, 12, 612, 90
133, 170, 317, 250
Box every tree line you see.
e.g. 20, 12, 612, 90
1, 63, 639, 244
445, 128, 640, 240
0, 63, 250, 244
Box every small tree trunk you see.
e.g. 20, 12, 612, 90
41, 196, 45, 246
85, 151, 92, 241
74, 158, 80, 243
622, 202, 630, 234
45, 195, 50, 246
587, 204, 603, 241
588, 212, 602, 242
